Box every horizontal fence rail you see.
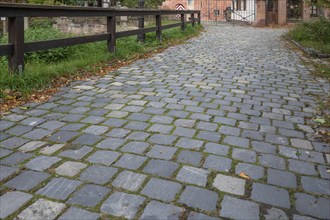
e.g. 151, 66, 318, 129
0, 3, 200, 73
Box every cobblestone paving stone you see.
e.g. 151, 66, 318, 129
0, 24, 329, 219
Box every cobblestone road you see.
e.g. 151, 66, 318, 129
1, 25, 329, 219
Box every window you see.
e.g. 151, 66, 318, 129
310, 0, 318, 16
188, 0, 193, 6
235, 0, 247, 10
267, 0, 274, 11
236, 0, 241, 10
214, 10, 220, 16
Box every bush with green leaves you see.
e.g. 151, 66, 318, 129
288, 19, 330, 53
289, 19, 330, 43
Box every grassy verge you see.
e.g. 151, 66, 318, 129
287, 19, 330, 54
287, 19, 330, 81
0, 24, 203, 110
312, 59, 330, 79
286, 19, 329, 142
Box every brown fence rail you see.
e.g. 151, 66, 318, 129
0, 3, 200, 73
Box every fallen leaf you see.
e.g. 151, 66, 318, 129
313, 118, 326, 124
239, 172, 250, 180
20, 106, 28, 110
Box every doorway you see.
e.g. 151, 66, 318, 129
266, 0, 278, 24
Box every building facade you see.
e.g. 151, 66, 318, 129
160, 0, 330, 25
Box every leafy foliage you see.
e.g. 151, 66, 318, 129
288, 19, 330, 53
121, 0, 164, 8
304, 0, 330, 9
24, 0, 165, 7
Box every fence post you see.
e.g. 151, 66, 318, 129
8, 16, 24, 74
137, 0, 145, 42
156, 14, 162, 42
191, 13, 195, 27
181, 13, 185, 31
197, 12, 201, 24
107, 15, 116, 53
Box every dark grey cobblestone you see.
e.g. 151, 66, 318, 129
141, 178, 181, 202
0, 191, 32, 219
37, 177, 82, 200
0, 152, 34, 166
96, 137, 126, 150
318, 165, 330, 179
25, 156, 61, 171
0, 165, 19, 181
68, 184, 110, 207
114, 153, 147, 170
301, 176, 330, 195
87, 150, 120, 166
112, 170, 146, 191
259, 154, 286, 170
220, 196, 259, 219
59, 145, 93, 159
48, 131, 79, 143
149, 134, 177, 145
0, 148, 13, 158
295, 193, 330, 219
18, 198, 65, 220
6, 125, 33, 136
252, 141, 277, 154
176, 137, 204, 150
1, 25, 329, 220
177, 150, 202, 166
176, 165, 209, 186
264, 207, 289, 220
0, 137, 29, 149
232, 148, 257, 163
143, 159, 179, 178
5, 170, 50, 190
79, 165, 117, 184
59, 207, 99, 220
223, 135, 250, 148
101, 191, 145, 219
173, 127, 196, 138
179, 186, 218, 212
288, 159, 317, 175
140, 201, 183, 220
147, 145, 177, 160
0, 133, 10, 142
23, 128, 52, 140
203, 155, 232, 172
235, 163, 264, 180
267, 169, 297, 188
73, 133, 102, 145
187, 211, 220, 220
298, 149, 325, 164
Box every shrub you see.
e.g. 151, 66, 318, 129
288, 19, 330, 54
288, 19, 330, 44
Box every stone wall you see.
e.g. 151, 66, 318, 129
53, 17, 107, 35
52, 16, 139, 35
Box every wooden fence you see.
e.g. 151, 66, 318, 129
0, 3, 200, 73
